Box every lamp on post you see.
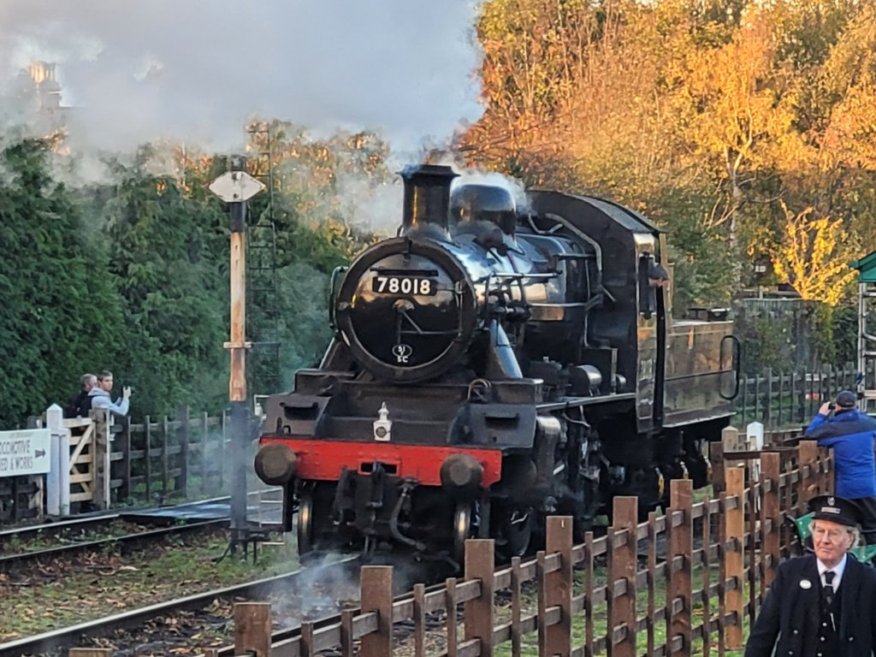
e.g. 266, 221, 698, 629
209, 161, 265, 551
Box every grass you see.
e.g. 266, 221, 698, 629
428, 559, 754, 657
0, 532, 299, 641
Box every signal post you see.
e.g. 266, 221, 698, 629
209, 163, 265, 549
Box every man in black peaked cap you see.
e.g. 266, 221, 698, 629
745, 495, 876, 657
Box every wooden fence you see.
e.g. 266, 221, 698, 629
216, 440, 833, 657
0, 407, 231, 522
108, 407, 229, 506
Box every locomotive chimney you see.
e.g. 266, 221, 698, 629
400, 164, 458, 235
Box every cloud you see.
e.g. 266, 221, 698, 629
0, 0, 484, 154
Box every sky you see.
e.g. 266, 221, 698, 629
0, 1, 485, 156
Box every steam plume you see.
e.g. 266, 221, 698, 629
0, 1, 484, 155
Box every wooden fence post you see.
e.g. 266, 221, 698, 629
723, 466, 745, 650
145, 415, 152, 503
234, 602, 272, 657
91, 410, 111, 509
819, 446, 833, 494
667, 479, 693, 656
200, 411, 209, 495
797, 440, 818, 513
176, 406, 190, 496
119, 415, 132, 502
760, 452, 781, 589
162, 415, 170, 501
710, 438, 726, 495
361, 565, 393, 657
45, 404, 66, 516
464, 539, 495, 657
608, 497, 638, 657
544, 516, 573, 657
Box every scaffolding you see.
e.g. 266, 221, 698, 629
243, 125, 286, 539
245, 123, 282, 399
852, 252, 876, 415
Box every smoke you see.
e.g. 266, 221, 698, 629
454, 169, 530, 212
0, 1, 485, 157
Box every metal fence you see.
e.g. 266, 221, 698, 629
732, 361, 857, 429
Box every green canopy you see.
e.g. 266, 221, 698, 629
851, 251, 876, 283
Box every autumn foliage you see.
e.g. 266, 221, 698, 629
463, 0, 876, 308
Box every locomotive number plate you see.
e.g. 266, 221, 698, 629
372, 275, 436, 296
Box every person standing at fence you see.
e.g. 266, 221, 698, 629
64, 373, 97, 418
804, 390, 876, 545
745, 495, 876, 657
87, 370, 132, 416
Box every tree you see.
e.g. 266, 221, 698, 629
771, 201, 859, 305
0, 139, 123, 428
100, 151, 229, 417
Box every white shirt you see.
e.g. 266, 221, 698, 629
817, 553, 848, 591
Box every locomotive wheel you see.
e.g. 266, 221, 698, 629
453, 502, 475, 563
297, 492, 316, 555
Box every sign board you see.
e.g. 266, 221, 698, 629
0, 429, 51, 477
209, 171, 265, 202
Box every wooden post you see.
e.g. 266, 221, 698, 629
464, 539, 495, 657
721, 468, 745, 650
162, 415, 170, 501
798, 440, 819, 508
543, 516, 573, 657
69, 649, 113, 657
119, 415, 132, 502
45, 404, 65, 516
820, 446, 833, 494
145, 416, 152, 503
668, 479, 693, 655
710, 439, 726, 494
761, 452, 781, 588
201, 411, 209, 495
361, 566, 393, 657
176, 407, 190, 496
234, 602, 272, 657
340, 608, 355, 657
413, 583, 426, 657
300, 621, 315, 657
608, 498, 638, 657
91, 409, 111, 509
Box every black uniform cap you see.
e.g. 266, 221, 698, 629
835, 390, 857, 408
808, 494, 861, 528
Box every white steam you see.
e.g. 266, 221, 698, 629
0, 0, 485, 155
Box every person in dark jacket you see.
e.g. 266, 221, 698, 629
745, 495, 876, 657
64, 373, 97, 418
804, 390, 876, 544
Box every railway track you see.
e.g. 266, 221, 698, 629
208, 576, 456, 657
0, 496, 233, 550
0, 518, 228, 572
0, 554, 361, 657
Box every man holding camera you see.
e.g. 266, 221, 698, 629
804, 390, 876, 545
87, 369, 132, 417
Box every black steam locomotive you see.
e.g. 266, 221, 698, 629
254, 165, 739, 562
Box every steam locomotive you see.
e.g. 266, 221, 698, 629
254, 165, 739, 563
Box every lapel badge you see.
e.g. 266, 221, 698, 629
800, 579, 812, 589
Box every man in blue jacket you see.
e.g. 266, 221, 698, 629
804, 390, 876, 544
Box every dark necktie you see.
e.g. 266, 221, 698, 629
823, 570, 835, 606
